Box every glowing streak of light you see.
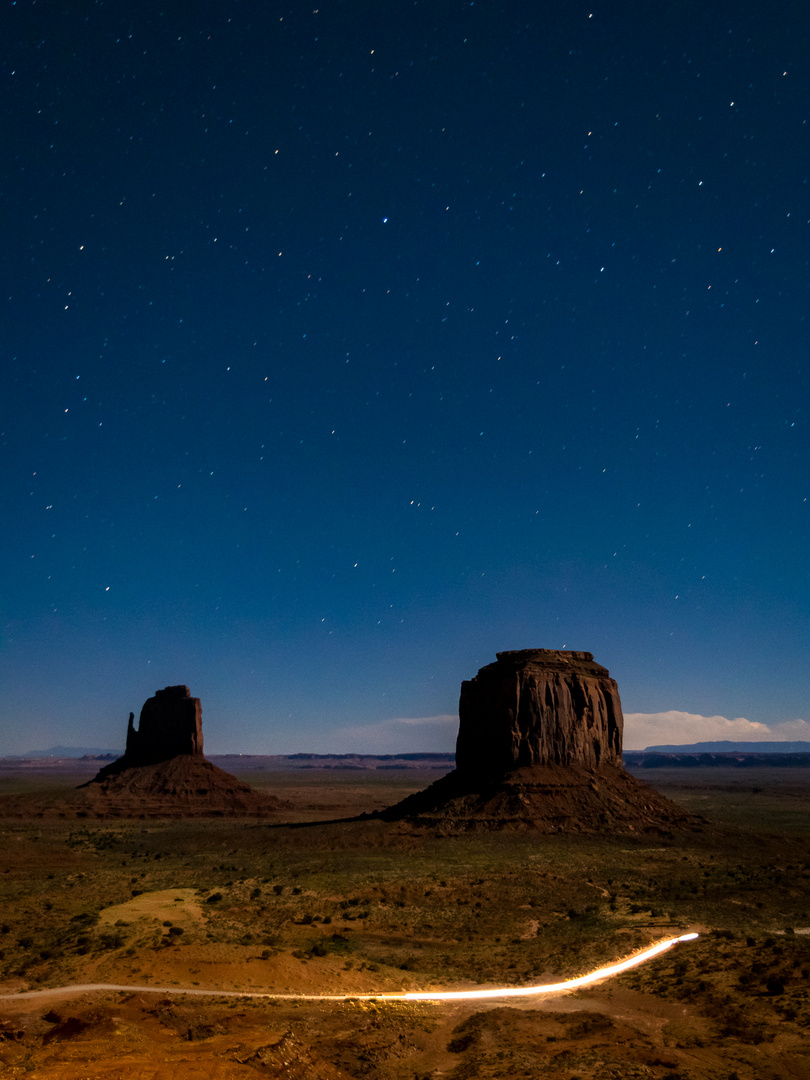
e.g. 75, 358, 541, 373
396, 933, 700, 1002
0, 934, 699, 1004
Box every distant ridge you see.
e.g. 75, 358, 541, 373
286, 752, 454, 761
17, 746, 123, 759
643, 740, 810, 754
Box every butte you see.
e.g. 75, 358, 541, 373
382, 649, 700, 834
80, 685, 288, 817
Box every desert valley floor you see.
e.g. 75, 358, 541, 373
1, 758, 809, 1079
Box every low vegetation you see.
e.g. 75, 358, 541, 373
1, 765, 809, 1078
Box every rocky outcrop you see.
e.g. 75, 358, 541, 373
456, 650, 623, 777
125, 685, 203, 765
81, 686, 289, 817
80, 755, 291, 818
383, 649, 702, 834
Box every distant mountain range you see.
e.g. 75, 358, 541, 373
15, 746, 123, 759
643, 740, 810, 754
7, 740, 810, 760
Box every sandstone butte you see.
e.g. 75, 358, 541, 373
382, 649, 702, 833
81, 685, 289, 817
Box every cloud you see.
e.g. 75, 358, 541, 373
337, 711, 810, 755
768, 718, 810, 740
328, 714, 458, 755
623, 710, 810, 750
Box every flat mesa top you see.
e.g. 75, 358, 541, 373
153, 685, 193, 700
488, 649, 611, 677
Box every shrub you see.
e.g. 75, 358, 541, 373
99, 933, 124, 950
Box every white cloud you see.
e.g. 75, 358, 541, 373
328, 714, 458, 755
623, 710, 810, 750
769, 718, 810, 740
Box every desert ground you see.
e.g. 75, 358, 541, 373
0, 758, 809, 1079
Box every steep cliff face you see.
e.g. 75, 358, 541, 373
456, 650, 623, 777
125, 685, 203, 765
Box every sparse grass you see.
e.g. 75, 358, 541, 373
1, 765, 809, 1078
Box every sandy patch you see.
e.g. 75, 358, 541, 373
97, 887, 206, 928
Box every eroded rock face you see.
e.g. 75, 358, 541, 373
125, 685, 203, 766
455, 649, 623, 777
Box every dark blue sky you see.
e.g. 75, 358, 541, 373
2, 1, 808, 755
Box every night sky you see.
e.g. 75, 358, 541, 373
2, 1, 809, 756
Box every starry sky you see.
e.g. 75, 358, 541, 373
2, 1, 809, 756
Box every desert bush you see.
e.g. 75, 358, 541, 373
566, 1013, 613, 1038
447, 1032, 475, 1053
99, 932, 124, 950
70, 912, 99, 928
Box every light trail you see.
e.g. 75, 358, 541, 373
398, 933, 699, 1001
0, 934, 698, 1004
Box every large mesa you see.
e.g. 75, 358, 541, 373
383, 649, 700, 833
81, 685, 288, 817
456, 649, 623, 775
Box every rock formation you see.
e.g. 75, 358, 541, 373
456, 650, 623, 775
125, 685, 204, 765
80, 686, 289, 817
383, 649, 701, 834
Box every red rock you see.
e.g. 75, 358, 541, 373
456, 650, 623, 776
81, 686, 290, 817
125, 685, 203, 765
383, 649, 703, 834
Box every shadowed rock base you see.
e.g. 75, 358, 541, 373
380, 763, 702, 834
80, 755, 290, 817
